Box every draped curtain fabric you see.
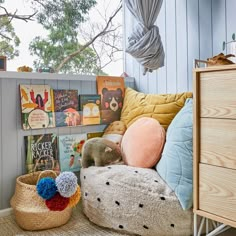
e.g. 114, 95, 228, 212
125, 0, 165, 75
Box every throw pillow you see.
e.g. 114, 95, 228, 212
121, 117, 165, 168
156, 98, 193, 210
120, 87, 193, 130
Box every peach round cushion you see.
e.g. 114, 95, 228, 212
121, 117, 166, 168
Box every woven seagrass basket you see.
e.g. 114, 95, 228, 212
10, 170, 73, 231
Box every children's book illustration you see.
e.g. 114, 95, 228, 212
25, 133, 59, 173
20, 84, 55, 130
96, 76, 125, 124
53, 89, 80, 127
79, 94, 101, 125
58, 133, 87, 172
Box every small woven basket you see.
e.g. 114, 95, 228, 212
10, 170, 72, 231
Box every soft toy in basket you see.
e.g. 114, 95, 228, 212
10, 170, 81, 231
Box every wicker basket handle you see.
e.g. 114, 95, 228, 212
37, 170, 58, 184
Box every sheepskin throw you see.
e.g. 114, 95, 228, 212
80, 165, 193, 236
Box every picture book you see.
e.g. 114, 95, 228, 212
79, 94, 101, 125
19, 84, 55, 130
87, 131, 104, 139
96, 76, 125, 124
25, 133, 59, 174
58, 133, 87, 172
53, 89, 80, 127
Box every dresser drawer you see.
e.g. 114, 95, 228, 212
200, 118, 236, 169
200, 71, 236, 119
199, 163, 236, 221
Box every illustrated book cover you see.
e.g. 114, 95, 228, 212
25, 133, 59, 173
53, 89, 80, 127
96, 76, 125, 124
79, 94, 101, 125
58, 133, 87, 172
19, 84, 55, 130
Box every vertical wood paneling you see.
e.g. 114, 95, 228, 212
165, 0, 177, 93
2, 79, 18, 209
212, 0, 226, 55
156, 0, 167, 94
125, 0, 213, 93
124, 4, 135, 77
226, 0, 236, 54
132, 17, 141, 92
187, 0, 199, 91
176, 0, 188, 92
148, 71, 158, 94
0, 74, 135, 209
139, 68, 148, 93
199, 0, 213, 60
124, 0, 236, 94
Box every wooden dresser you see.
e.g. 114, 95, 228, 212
193, 65, 236, 231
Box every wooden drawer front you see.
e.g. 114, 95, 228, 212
200, 71, 236, 119
200, 118, 236, 169
199, 163, 236, 221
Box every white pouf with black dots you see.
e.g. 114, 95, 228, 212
80, 165, 193, 236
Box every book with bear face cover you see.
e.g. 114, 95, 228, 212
96, 76, 125, 124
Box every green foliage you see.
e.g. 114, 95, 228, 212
29, 0, 107, 74
29, 33, 105, 74
0, 17, 20, 59
32, 0, 96, 30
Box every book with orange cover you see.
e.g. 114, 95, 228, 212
19, 84, 55, 130
96, 76, 125, 124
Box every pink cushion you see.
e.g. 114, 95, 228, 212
121, 117, 166, 168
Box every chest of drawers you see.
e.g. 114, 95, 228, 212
193, 65, 236, 229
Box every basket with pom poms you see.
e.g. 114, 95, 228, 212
36, 171, 81, 211
10, 170, 80, 231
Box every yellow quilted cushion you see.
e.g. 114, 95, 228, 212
120, 87, 193, 130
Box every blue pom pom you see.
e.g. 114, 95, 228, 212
36, 177, 57, 200
56, 172, 78, 198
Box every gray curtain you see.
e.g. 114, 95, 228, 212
125, 0, 165, 75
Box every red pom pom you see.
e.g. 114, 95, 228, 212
45, 193, 69, 211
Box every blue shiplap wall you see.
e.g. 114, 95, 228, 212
124, 0, 236, 94
0, 72, 135, 210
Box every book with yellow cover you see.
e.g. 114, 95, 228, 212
79, 94, 101, 125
